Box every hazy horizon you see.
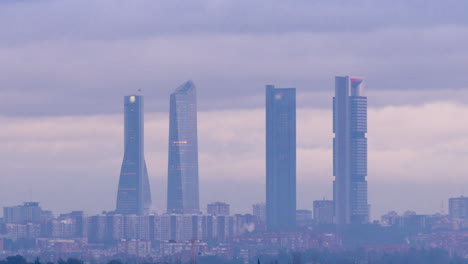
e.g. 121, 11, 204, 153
2, 100, 468, 219
1, 0, 468, 220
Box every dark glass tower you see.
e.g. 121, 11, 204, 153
167, 81, 200, 214
266, 85, 296, 231
333, 76, 369, 225
116, 95, 152, 215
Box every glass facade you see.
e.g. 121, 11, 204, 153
116, 95, 152, 215
167, 81, 200, 214
266, 85, 296, 231
449, 196, 468, 219
333, 76, 369, 225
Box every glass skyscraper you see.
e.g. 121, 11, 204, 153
333, 76, 369, 225
167, 81, 200, 214
266, 85, 296, 231
116, 95, 152, 215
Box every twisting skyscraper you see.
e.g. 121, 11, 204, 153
266, 85, 296, 231
167, 81, 200, 214
116, 95, 152, 215
333, 76, 369, 225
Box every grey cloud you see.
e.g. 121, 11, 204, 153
1, 0, 468, 44
2, 27, 468, 117
1, 1, 468, 117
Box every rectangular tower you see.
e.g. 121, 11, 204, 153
449, 196, 468, 219
313, 200, 334, 225
3, 202, 42, 224
266, 85, 296, 231
116, 95, 152, 215
333, 76, 369, 225
167, 81, 200, 214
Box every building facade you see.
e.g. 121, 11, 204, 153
296, 210, 313, 227
167, 81, 200, 214
207, 202, 230, 216
449, 196, 468, 219
313, 200, 334, 225
116, 95, 152, 215
333, 76, 369, 225
252, 203, 266, 223
3, 202, 42, 224
266, 85, 296, 231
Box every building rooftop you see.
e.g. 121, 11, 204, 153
173, 80, 195, 94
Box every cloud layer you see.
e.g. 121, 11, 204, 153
1, 1, 468, 115
2, 0, 468, 41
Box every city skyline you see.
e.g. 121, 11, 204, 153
2, 1, 468, 262
2, 1, 468, 220
2, 86, 468, 219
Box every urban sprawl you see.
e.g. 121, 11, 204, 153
1, 78, 467, 263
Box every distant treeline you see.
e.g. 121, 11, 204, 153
1, 249, 468, 264
257, 249, 468, 264
0, 256, 83, 264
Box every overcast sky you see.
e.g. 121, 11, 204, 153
1, 0, 468, 219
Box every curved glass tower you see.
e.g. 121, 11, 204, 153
333, 76, 369, 225
167, 81, 200, 214
116, 95, 152, 215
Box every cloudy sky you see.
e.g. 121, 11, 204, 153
1, 0, 468, 219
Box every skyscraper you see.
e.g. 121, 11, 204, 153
116, 95, 152, 215
333, 76, 369, 225
266, 85, 296, 231
167, 81, 200, 214
449, 196, 468, 219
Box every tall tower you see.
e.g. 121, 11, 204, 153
333, 76, 369, 225
167, 81, 200, 214
266, 85, 296, 230
116, 95, 152, 215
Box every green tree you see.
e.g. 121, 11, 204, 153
65, 259, 83, 264
107, 260, 123, 264
5, 255, 27, 264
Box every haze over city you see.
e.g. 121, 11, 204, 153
3, 1, 468, 263
2, 0, 468, 220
